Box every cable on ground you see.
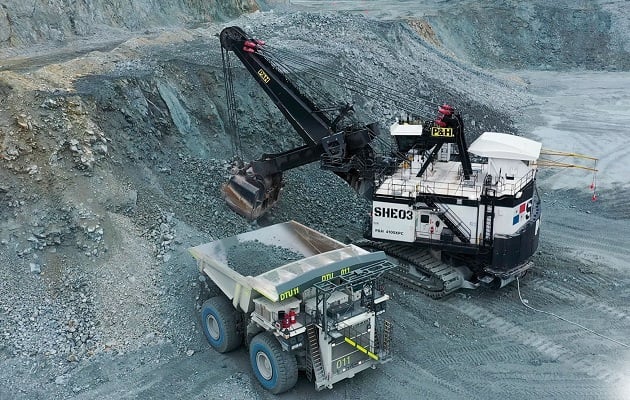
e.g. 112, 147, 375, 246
516, 277, 629, 348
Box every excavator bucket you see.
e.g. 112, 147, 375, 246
222, 169, 283, 220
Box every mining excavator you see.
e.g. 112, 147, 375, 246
218, 26, 546, 298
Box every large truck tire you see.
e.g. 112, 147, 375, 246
249, 332, 298, 394
201, 296, 242, 353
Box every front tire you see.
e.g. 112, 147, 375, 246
249, 332, 298, 394
200, 296, 242, 353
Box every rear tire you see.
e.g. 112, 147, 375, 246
249, 332, 298, 394
201, 296, 242, 353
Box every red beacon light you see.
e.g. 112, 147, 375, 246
288, 308, 297, 325
278, 310, 291, 329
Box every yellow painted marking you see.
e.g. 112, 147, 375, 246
431, 126, 454, 137
257, 69, 271, 84
321, 272, 335, 281
344, 337, 379, 360
257, 291, 277, 302
279, 286, 299, 301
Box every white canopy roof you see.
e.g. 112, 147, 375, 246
468, 132, 542, 161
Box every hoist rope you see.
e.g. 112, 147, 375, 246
221, 48, 244, 161
258, 44, 442, 117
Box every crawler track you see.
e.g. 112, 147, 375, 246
354, 240, 464, 298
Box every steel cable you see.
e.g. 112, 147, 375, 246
258, 44, 441, 117
516, 276, 630, 348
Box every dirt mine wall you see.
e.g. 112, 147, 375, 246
0, 0, 258, 48
429, 0, 630, 70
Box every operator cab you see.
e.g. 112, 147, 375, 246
390, 116, 424, 153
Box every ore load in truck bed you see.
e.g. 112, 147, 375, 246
225, 240, 304, 277
189, 220, 388, 303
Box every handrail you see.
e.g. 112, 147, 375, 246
495, 169, 535, 196
424, 187, 471, 241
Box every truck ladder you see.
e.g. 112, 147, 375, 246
483, 187, 496, 246
306, 324, 325, 383
381, 320, 393, 357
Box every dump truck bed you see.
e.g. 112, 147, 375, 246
189, 221, 386, 311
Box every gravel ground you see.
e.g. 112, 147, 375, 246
0, 1, 629, 400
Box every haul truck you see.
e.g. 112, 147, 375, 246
189, 221, 395, 394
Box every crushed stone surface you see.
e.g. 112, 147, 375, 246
226, 240, 304, 276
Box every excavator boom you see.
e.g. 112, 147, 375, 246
220, 26, 377, 219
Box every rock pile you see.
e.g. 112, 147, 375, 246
226, 240, 304, 276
